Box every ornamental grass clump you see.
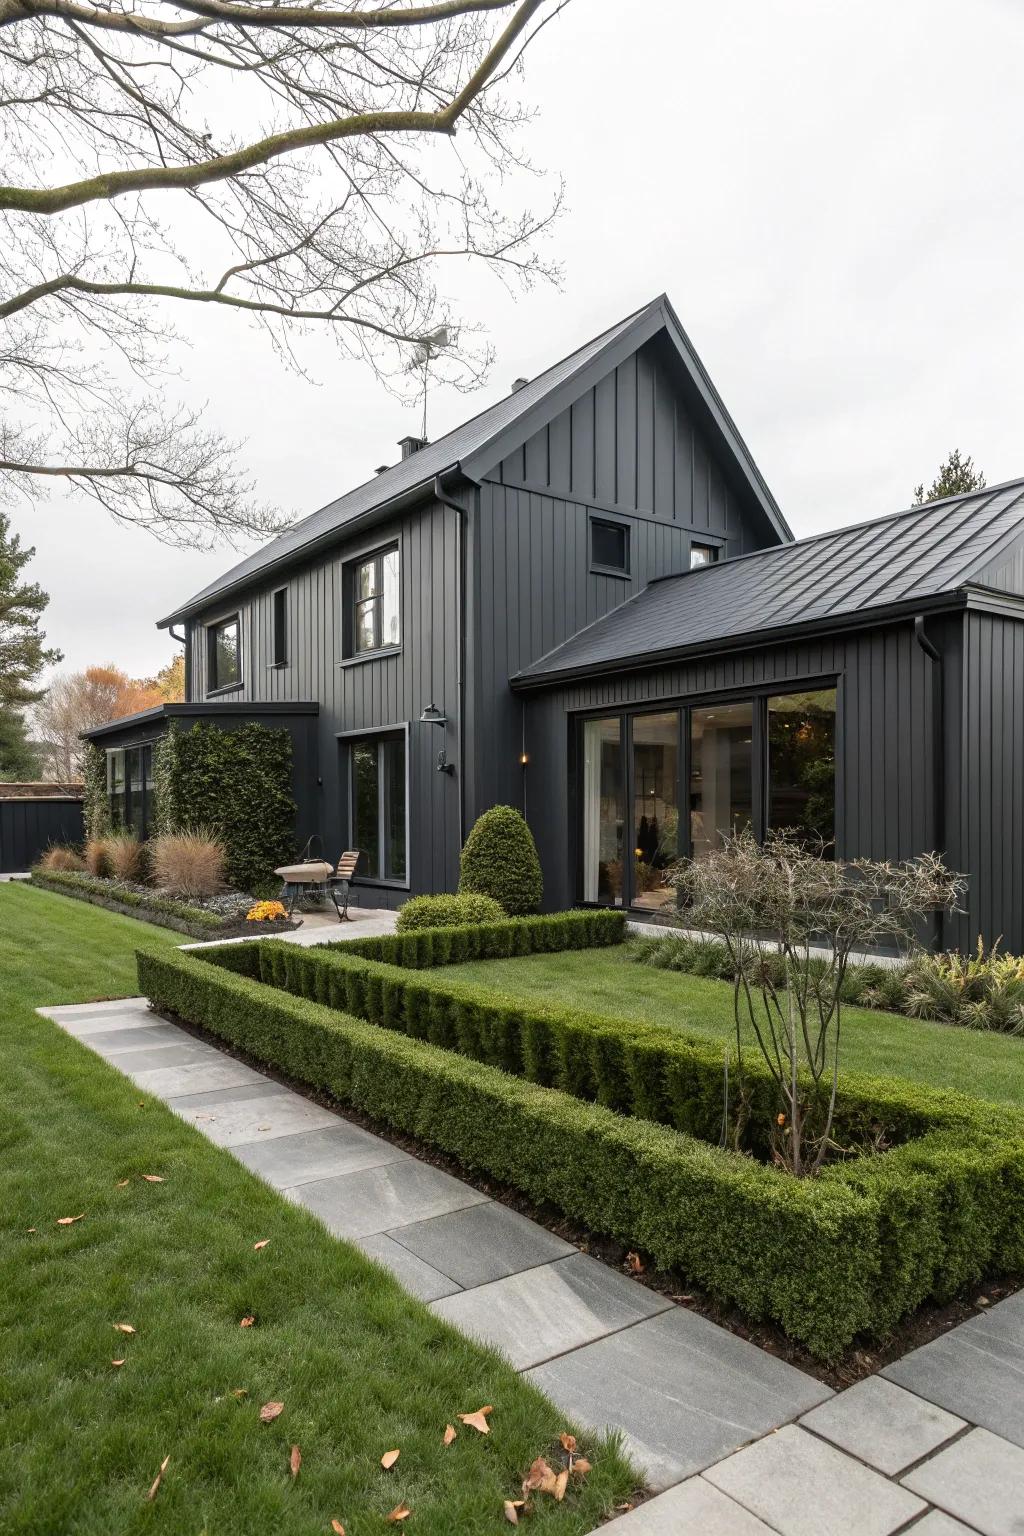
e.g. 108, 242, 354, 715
903, 939, 1024, 1035
105, 832, 148, 883
38, 844, 84, 873
149, 830, 225, 900
670, 829, 963, 1177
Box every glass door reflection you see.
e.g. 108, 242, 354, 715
690, 702, 754, 854
631, 711, 680, 911
582, 717, 624, 904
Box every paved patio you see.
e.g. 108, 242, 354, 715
38, 993, 1024, 1535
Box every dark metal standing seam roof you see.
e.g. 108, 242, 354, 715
512, 478, 1024, 685
157, 293, 791, 628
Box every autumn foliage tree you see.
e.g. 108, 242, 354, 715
34, 661, 181, 779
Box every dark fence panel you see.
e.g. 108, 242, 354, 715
0, 798, 84, 873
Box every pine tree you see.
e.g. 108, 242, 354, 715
913, 450, 986, 505
0, 511, 60, 779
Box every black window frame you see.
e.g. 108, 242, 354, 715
345, 543, 401, 660
573, 679, 840, 911
689, 539, 721, 569
206, 612, 242, 694
340, 725, 409, 887
589, 515, 631, 577
105, 741, 157, 840
272, 587, 288, 668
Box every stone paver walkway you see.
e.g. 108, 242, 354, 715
39, 995, 1024, 1534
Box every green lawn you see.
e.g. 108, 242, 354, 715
447, 943, 1024, 1108
0, 883, 635, 1534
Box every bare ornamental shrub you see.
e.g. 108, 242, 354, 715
105, 834, 148, 883
149, 832, 225, 900
670, 830, 963, 1178
39, 844, 84, 872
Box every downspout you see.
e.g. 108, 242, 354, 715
169, 623, 190, 702
914, 615, 945, 949
433, 471, 467, 848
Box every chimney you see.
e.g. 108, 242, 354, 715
398, 434, 427, 460
374, 464, 390, 475
511, 377, 529, 393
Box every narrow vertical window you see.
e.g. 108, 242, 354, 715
272, 588, 288, 667
631, 711, 680, 912
348, 732, 407, 880
350, 545, 401, 655
207, 615, 241, 691
689, 702, 754, 855
767, 689, 837, 848
581, 717, 624, 904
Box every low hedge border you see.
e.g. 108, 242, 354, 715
137, 945, 1024, 1360
325, 907, 627, 970
200, 934, 1017, 1158
30, 870, 296, 941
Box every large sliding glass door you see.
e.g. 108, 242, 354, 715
578, 685, 838, 907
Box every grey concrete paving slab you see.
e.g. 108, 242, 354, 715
884, 1294, 1024, 1450
800, 1375, 966, 1475
911, 1513, 986, 1536
99, 1041, 230, 1073
430, 1252, 671, 1371
233, 1123, 408, 1187
526, 1303, 831, 1492
39, 1001, 152, 1032
75, 1022, 192, 1053
354, 1233, 463, 1303
704, 1424, 927, 1536
389, 1198, 575, 1287
169, 1083, 342, 1146
288, 1158, 489, 1239
901, 1428, 1024, 1536
126, 1057, 268, 1098
586, 1475, 780, 1534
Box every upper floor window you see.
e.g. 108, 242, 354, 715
591, 517, 630, 576
352, 545, 400, 655
690, 541, 720, 569
272, 587, 288, 667
207, 614, 241, 692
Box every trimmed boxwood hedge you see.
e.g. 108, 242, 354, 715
205, 927, 1010, 1157
330, 907, 626, 970
137, 944, 1024, 1360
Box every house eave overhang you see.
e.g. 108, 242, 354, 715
510, 590, 969, 693
81, 699, 320, 741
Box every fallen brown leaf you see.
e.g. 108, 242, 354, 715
331, 1522, 346, 1535
111, 1359, 126, 1368
259, 1400, 284, 1423
523, 1457, 559, 1497
56, 1214, 85, 1226
504, 1500, 525, 1526
380, 1449, 400, 1470
559, 1433, 577, 1454
290, 1444, 301, 1478
253, 1239, 270, 1251
116, 1179, 130, 1188
554, 1469, 569, 1501
625, 1251, 644, 1274
141, 1174, 164, 1183
25, 1227, 36, 1233
386, 1507, 410, 1524
230, 1388, 248, 1399
240, 1316, 255, 1328
113, 1323, 136, 1335
458, 1406, 494, 1435
442, 1424, 457, 1446
146, 1455, 170, 1502
572, 1457, 592, 1478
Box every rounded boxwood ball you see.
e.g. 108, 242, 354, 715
458, 804, 542, 915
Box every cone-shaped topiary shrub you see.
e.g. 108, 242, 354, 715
458, 804, 542, 915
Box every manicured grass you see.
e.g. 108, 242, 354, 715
0, 883, 635, 1533
445, 943, 1024, 1109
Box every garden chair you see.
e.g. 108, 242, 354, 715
328, 849, 361, 922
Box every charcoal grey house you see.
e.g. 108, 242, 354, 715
86, 295, 1024, 950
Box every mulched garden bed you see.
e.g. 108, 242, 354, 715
31, 871, 300, 941
154, 999, 1021, 1393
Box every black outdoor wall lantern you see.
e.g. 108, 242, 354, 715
419, 703, 455, 774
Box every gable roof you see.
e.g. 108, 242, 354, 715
513, 477, 1024, 687
158, 294, 790, 628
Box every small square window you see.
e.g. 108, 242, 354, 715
690, 542, 720, 569
207, 614, 241, 691
591, 518, 629, 574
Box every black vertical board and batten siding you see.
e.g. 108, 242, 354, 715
186, 499, 461, 906
522, 618, 965, 922
0, 798, 85, 873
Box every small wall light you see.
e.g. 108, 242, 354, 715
419, 702, 454, 775
519, 751, 529, 766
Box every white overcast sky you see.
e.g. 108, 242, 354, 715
16, 0, 1024, 679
